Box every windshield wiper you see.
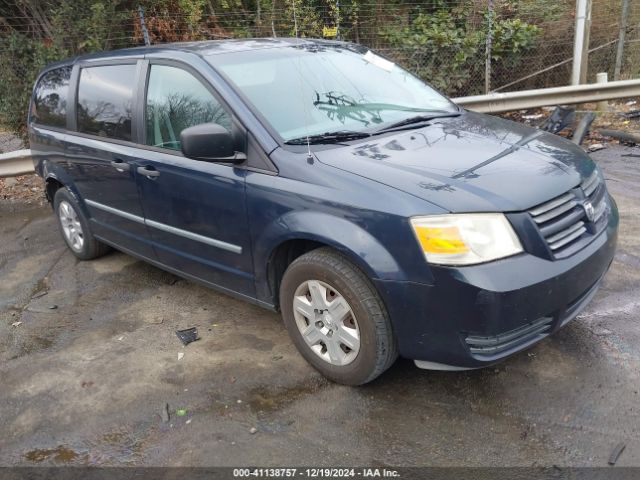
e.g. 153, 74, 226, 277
284, 130, 371, 145
374, 111, 462, 134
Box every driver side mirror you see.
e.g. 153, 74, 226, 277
180, 123, 246, 163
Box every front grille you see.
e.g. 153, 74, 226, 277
528, 169, 608, 258
465, 317, 554, 358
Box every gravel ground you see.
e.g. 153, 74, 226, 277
0, 174, 46, 206
0, 130, 45, 206
0, 127, 639, 468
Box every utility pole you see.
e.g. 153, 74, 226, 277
614, 0, 630, 80
572, 0, 588, 84
579, 0, 593, 84
485, 0, 494, 94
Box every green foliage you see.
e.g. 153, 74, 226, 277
502, 0, 565, 22
49, 1, 129, 53
382, 7, 540, 95
177, 0, 207, 29
491, 18, 541, 61
284, 0, 324, 37
0, 32, 68, 138
382, 10, 482, 93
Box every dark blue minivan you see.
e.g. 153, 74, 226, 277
29, 38, 618, 384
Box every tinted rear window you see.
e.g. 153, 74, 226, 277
77, 64, 136, 141
32, 66, 72, 128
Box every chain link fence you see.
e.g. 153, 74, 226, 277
1, 0, 639, 138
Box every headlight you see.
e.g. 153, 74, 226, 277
410, 213, 523, 266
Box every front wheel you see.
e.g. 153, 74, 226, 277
280, 248, 397, 385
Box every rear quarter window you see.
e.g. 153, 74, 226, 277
77, 64, 137, 141
32, 66, 72, 128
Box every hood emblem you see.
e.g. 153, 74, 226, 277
582, 200, 596, 222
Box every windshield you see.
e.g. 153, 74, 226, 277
208, 43, 457, 142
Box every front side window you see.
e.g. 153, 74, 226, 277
145, 65, 231, 151
77, 64, 136, 141
209, 45, 457, 142
32, 66, 72, 128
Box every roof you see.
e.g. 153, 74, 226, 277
65, 37, 350, 64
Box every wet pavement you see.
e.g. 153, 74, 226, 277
0, 145, 638, 467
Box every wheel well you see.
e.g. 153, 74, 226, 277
268, 239, 327, 309
45, 178, 64, 205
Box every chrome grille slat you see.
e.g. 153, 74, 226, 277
538, 208, 584, 237
590, 182, 605, 199
584, 181, 599, 198
581, 170, 599, 197
549, 225, 587, 250
532, 199, 577, 224
546, 221, 586, 245
529, 192, 576, 217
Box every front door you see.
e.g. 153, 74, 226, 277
134, 63, 255, 297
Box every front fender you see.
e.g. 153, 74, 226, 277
253, 210, 407, 303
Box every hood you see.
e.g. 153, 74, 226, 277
314, 111, 596, 213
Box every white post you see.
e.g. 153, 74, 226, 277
572, 0, 588, 85
596, 72, 609, 111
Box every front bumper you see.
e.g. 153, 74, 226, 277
374, 197, 619, 369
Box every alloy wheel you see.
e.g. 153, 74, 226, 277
58, 200, 84, 252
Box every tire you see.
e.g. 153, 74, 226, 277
279, 247, 398, 385
53, 187, 111, 260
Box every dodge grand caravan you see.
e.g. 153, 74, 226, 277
29, 38, 618, 385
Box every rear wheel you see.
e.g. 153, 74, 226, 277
54, 187, 110, 260
280, 248, 397, 385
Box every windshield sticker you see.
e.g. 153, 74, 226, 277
363, 51, 395, 72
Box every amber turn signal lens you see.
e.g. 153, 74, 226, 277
414, 226, 469, 254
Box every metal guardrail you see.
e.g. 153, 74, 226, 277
0, 149, 34, 178
0, 79, 639, 178
454, 78, 640, 113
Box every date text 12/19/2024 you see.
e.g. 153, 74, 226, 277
233, 468, 400, 478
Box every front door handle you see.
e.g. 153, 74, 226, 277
110, 160, 130, 172
137, 166, 160, 178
